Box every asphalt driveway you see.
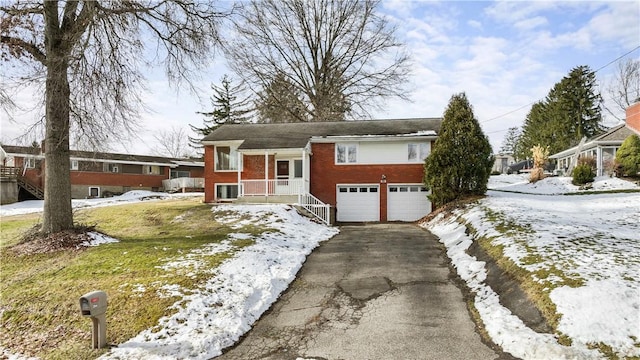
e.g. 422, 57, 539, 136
217, 224, 505, 360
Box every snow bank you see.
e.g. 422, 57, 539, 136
426, 213, 601, 360
489, 174, 639, 195
101, 204, 338, 360
0, 191, 203, 217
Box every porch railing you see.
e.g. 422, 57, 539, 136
241, 178, 304, 196
298, 192, 331, 225
162, 177, 204, 192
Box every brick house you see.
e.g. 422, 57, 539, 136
0, 144, 204, 201
550, 101, 640, 176
201, 118, 441, 223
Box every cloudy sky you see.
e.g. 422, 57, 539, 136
2, 0, 639, 155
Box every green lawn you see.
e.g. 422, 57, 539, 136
0, 198, 261, 360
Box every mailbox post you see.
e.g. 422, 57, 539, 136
79, 291, 108, 349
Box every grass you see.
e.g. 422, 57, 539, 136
466, 207, 586, 332
0, 197, 269, 359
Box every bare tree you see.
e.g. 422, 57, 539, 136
1, 1, 229, 234
152, 126, 194, 159
226, 0, 410, 122
606, 58, 640, 119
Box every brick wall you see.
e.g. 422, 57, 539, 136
309, 143, 425, 221
626, 102, 640, 134
204, 146, 280, 202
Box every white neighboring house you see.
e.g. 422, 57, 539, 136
550, 101, 640, 176
492, 154, 515, 174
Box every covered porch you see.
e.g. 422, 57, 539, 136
236, 147, 310, 198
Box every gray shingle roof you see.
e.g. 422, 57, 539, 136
1, 145, 202, 165
591, 123, 634, 142
201, 118, 442, 149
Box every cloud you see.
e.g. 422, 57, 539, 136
468, 20, 483, 30
514, 16, 548, 31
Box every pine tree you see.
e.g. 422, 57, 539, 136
255, 74, 309, 123
189, 75, 254, 147
500, 126, 521, 158
517, 65, 604, 157
424, 93, 494, 208
616, 134, 640, 177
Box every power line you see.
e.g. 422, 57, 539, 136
481, 45, 640, 130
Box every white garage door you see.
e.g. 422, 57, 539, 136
387, 184, 431, 221
336, 185, 379, 222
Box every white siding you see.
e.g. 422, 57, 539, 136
338, 141, 431, 164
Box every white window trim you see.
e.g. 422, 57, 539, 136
145, 165, 161, 175
335, 143, 358, 164
215, 146, 242, 172
71, 159, 79, 170
408, 143, 429, 162
89, 187, 100, 198
25, 157, 36, 168
215, 183, 239, 200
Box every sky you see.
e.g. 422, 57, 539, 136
1, 0, 639, 155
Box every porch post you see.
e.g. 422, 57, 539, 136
237, 151, 242, 196
596, 147, 603, 177
265, 150, 269, 197
302, 148, 308, 193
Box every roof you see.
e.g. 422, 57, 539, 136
0, 145, 203, 167
550, 123, 635, 159
201, 118, 442, 150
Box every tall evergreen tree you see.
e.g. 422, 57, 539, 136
255, 74, 310, 123
517, 65, 604, 157
424, 93, 494, 208
189, 75, 253, 147
500, 126, 521, 158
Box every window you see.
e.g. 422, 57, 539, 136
171, 170, 190, 179
104, 163, 119, 173
216, 146, 239, 171
294, 159, 303, 178
145, 165, 160, 175
71, 160, 79, 170
408, 143, 429, 162
216, 184, 238, 199
25, 157, 36, 168
89, 187, 100, 198
336, 144, 357, 164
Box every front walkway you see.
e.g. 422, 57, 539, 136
217, 224, 506, 360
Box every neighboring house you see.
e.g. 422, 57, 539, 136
0, 144, 204, 201
549, 102, 640, 177
201, 118, 442, 223
492, 154, 515, 174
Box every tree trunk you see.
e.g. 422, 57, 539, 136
42, 52, 73, 234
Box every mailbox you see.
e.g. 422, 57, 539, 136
80, 291, 107, 317
79, 290, 108, 349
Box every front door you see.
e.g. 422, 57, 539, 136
276, 160, 290, 194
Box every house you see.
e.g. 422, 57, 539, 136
0, 144, 204, 202
549, 101, 640, 176
201, 118, 442, 223
492, 154, 515, 174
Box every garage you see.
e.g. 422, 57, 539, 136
387, 184, 431, 221
336, 185, 379, 222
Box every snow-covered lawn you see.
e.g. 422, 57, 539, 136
1, 192, 338, 360
422, 175, 640, 359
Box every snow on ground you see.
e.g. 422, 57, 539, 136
423, 175, 640, 359
101, 204, 338, 360
489, 173, 640, 194
0, 191, 203, 217
2, 193, 337, 360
